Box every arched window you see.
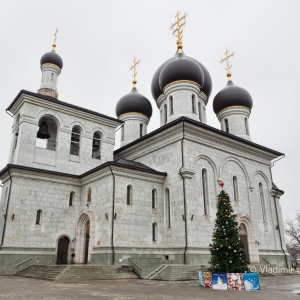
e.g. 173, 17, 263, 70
152, 189, 157, 209
165, 188, 171, 227
140, 123, 143, 138
259, 183, 267, 223
69, 192, 74, 206
152, 223, 157, 242
192, 95, 196, 113
245, 118, 249, 135
164, 104, 168, 124
169, 96, 174, 115
36, 209, 42, 225
202, 169, 209, 216
92, 132, 101, 159
87, 188, 92, 203
70, 126, 81, 155
233, 176, 239, 202
198, 102, 202, 122
36, 116, 57, 151
127, 185, 132, 205
225, 119, 229, 133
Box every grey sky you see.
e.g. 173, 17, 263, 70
0, 0, 299, 220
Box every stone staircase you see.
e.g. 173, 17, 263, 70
148, 264, 202, 281
16, 265, 138, 281
16, 265, 67, 280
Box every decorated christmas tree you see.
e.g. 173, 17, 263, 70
209, 183, 248, 273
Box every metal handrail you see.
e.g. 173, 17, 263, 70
128, 258, 142, 278
14, 257, 33, 267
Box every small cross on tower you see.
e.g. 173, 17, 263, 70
52, 28, 59, 51
130, 57, 140, 88
170, 11, 187, 53
220, 49, 235, 80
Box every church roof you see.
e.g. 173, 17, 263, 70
0, 161, 167, 179
6, 90, 123, 124
115, 88, 153, 118
114, 159, 158, 171
40, 50, 63, 69
81, 160, 167, 178
114, 116, 284, 157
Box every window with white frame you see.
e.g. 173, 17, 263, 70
165, 188, 171, 227
70, 126, 81, 155
202, 169, 209, 216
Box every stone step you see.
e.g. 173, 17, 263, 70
17, 265, 138, 281
151, 265, 202, 281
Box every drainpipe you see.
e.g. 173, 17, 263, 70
179, 119, 188, 264
270, 155, 288, 268
1, 168, 13, 246
108, 164, 115, 265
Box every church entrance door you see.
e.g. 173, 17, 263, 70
56, 236, 70, 264
239, 224, 250, 263
84, 221, 90, 264
75, 213, 95, 264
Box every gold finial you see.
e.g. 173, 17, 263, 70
220, 49, 235, 80
130, 57, 140, 88
170, 11, 187, 54
52, 28, 59, 51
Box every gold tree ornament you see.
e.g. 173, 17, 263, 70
170, 11, 187, 53
52, 28, 59, 51
220, 49, 235, 80
130, 57, 140, 88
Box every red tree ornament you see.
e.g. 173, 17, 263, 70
219, 181, 224, 188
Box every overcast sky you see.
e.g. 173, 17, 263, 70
0, 0, 299, 221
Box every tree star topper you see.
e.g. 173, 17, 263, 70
220, 49, 235, 80
170, 11, 187, 54
130, 57, 140, 88
52, 28, 59, 51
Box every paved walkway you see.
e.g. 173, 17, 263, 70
0, 275, 299, 300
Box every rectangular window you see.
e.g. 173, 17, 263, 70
192, 98, 195, 113
198, 102, 202, 122
164, 104, 168, 124
165, 188, 171, 227
259, 183, 267, 223
170, 97, 173, 115
140, 123, 143, 138
202, 169, 209, 216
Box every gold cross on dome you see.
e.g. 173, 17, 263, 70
220, 49, 235, 80
170, 11, 187, 53
130, 57, 140, 88
52, 28, 59, 51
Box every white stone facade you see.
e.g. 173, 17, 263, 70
119, 113, 150, 147
38, 63, 61, 99
0, 69, 287, 275
217, 106, 252, 141
158, 82, 208, 126
8, 92, 120, 175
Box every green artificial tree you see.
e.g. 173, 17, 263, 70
209, 184, 248, 273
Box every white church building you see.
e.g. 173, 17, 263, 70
0, 18, 288, 274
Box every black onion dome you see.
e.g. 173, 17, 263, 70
185, 56, 212, 98
213, 80, 253, 114
40, 50, 63, 69
151, 54, 177, 100
159, 53, 204, 90
116, 88, 153, 119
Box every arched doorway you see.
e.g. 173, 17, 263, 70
84, 221, 90, 264
239, 224, 250, 263
56, 236, 70, 264
75, 212, 95, 264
